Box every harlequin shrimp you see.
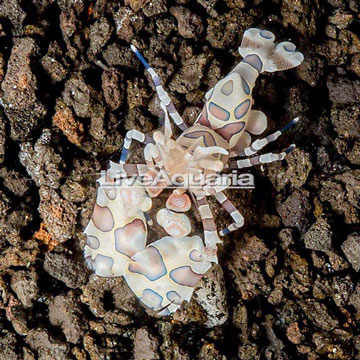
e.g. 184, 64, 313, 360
84, 28, 304, 315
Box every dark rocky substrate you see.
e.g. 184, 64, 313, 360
0, 0, 359, 359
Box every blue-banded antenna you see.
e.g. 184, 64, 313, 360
130, 44, 150, 70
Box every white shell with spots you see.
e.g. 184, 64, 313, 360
124, 236, 212, 315
84, 28, 304, 315
84, 163, 152, 277
84, 167, 214, 314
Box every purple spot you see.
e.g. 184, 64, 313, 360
243, 54, 263, 73
129, 247, 167, 281
260, 30, 273, 39
141, 288, 163, 308
216, 121, 246, 141
166, 290, 182, 305
221, 80, 233, 96
241, 76, 250, 95
169, 266, 202, 287
234, 100, 251, 120
86, 235, 100, 250
92, 205, 114, 232
183, 130, 216, 147
284, 44, 296, 52
209, 102, 230, 121
93, 254, 114, 277
115, 219, 146, 257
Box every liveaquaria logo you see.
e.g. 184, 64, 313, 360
99, 170, 255, 190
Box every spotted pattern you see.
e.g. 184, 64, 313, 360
234, 99, 251, 120
129, 247, 167, 281
86, 235, 100, 250
93, 254, 114, 277
84, 27, 304, 317
183, 130, 216, 147
92, 205, 114, 232
221, 80, 233, 95
241, 76, 250, 95
243, 54, 263, 73
209, 102, 230, 121
169, 266, 202, 287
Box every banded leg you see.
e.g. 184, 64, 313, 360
214, 192, 244, 236
229, 144, 295, 169
117, 163, 149, 177
144, 142, 168, 181
195, 196, 221, 253
144, 143, 160, 172
131, 45, 188, 132
143, 145, 168, 197
117, 166, 154, 226
120, 130, 153, 165
237, 117, 299, 157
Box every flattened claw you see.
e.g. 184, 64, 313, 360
114, 219, 147, 257
123, 236, 211, 314
84, 174, 151, 278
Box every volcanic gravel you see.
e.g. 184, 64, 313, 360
0, 0, 359, 359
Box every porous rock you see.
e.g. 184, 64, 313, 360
25, 329, 70, 360
1, 38, 46, 140
170, 6, 203, 39
49, 291, 87, 344
19, 129, 63, 189
341, 233, 360, 272
38, 186, 78, 243
134, 327, 160, 360
10, 269, 39, 308
44, 251, 89, 289
277, 189, 312, 231
304, 217, 332, 252
193, 264, 228, 328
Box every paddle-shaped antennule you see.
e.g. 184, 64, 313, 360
239, 28, 304, 73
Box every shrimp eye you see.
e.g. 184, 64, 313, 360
209, 102, 230, 121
